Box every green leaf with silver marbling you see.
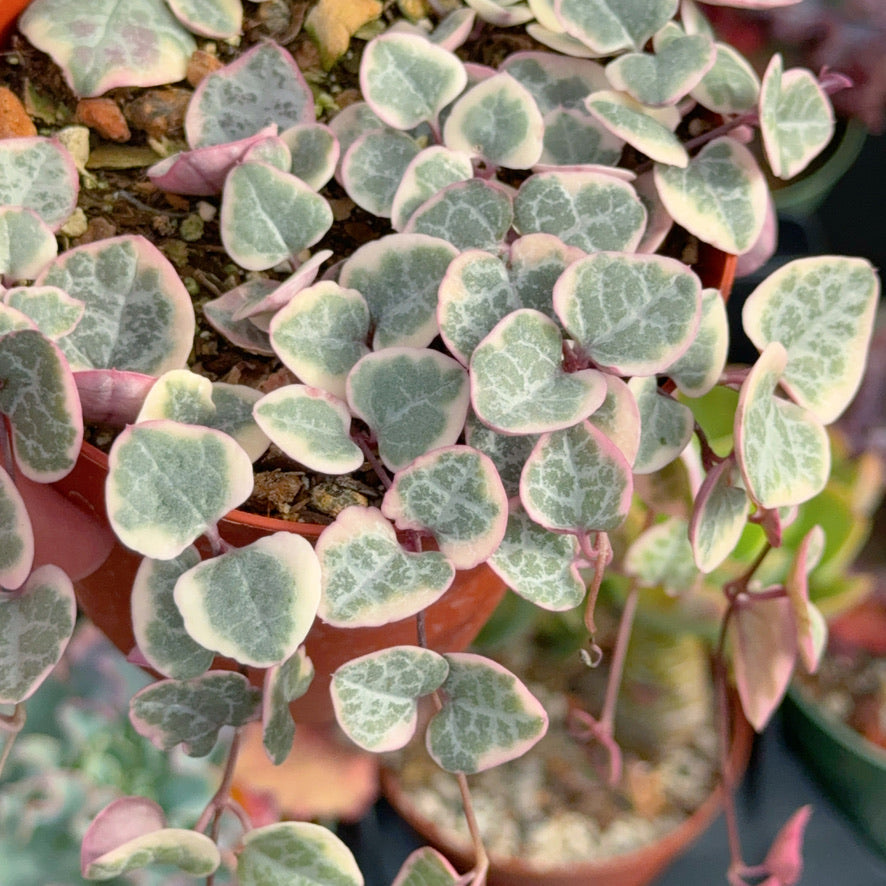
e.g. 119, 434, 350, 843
499, 51, 608, 115
554, 252, 702, 376
691, 42, 760, 114
331, 646, 449, 752
520, 421, 633, 533
130, 671, 261, 756
624, 517, 697, 594
106, 420, 254, 560
281, 123, 339, 191
317, 506, 454, 627
0, 564, 75, 704
464, 413, 538, 498
393, 848, 460, 886
628, 376, 695, 474
741, 256, 879, 424
586, 374, 641, 467
130, 547, 213, 680
514, 170, 647, 252
464, 0, 533, 27
666, 286, 729, 397
735, 342, 830, 509
237, 822, 363, 886
0, 466, 33, 591
262, 646, 314, 765
0, 303, 34, 337
759, 54, 834, 181
0, 329, 82, 483
3, 286, 83, 341
0, 207, 57, 281
253, 385, 363, 475
346, 348, 469, 472
689, 458, 749, 573
166, 0, 241, 38
654, 137, 768, 255
174, 532, 321, 668
470, 309, 607, 434
391, 147, 474, 231
426, 652, 548, 774
556, 0, 678, 54
383, 446, 508, 569
341, 130, 421, 218
539, 108, 624, 166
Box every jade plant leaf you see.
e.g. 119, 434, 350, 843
3, 286, 83, 341
81, 797, 220, 881
37, 235, 195, 374
253, 385, 363, 475
586, 374, 641, 466
360, 33, 467, 130
221, 161, 333, 271
0, 564, 75, 704
666, 286, 729, 397
426, 652, 548, 774
521, 421, 633, 533
555, 0, 678, 54
341, 129, 421, 218
759, 54, 834, 181
443, 72, 544, 168
173, 532, 321, 668
106, 420, 254, 560
393, 847, 460, 886
735, 343, 830, 509
0, 466, 33, 591
269, 281, 370, 400
263, 646, 314, 765
203, 280, 276, 356
382, 446, 508, 569
654, 136, 768, 255
331, 646, 449, 751
185, 41, 314, 148
554, 252, 702, 376
470, 309, 607, 434
237, 822, 362, 886
405, 179, 514, 252
165, 0, 242, 39
338, 233, 458, 350
628, 376, 695, 474
514, 170, 646, 253
0, 329, 82, 483
487, 500, 584, 610
130, 547, 213, 680
281, 122, 340, 191
391, 146, 474, 232
585, 91, 688, 167
784, 525, 828, 674
741, 256, 879, 424
19, 0, 196, 97
317, 506, 454, 627
689, 458, 749, 573
624, 517, 697, 594
0, 207, 57, 280
0, 137, 79, 231
346, 348, 470, 472
464, 414, 538, 498
691, 42, 760, 114
129, 671, 261, 756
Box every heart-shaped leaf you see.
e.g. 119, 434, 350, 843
628, 376, 695, 474
130, 547, 213, 680
347, 348, 469, 472
470, 309, 607, 434
130, 671, 261, 755
391, 146, 474, 231
360, 33, 467, 130
19, 0, 196, 97
666, 286, 729, 397
585, 90, 688, 166
654, 136, 768, 255
499, 50, 608, 115
488, 499, 584, 610
784, 525, 828, 674
341, 129, 421, 217
426, 652, 548, 773
3, 286, 83, 341
555, 0, 678, 53
221, 161, 333, 271
281, 122, 340, 190
741, 256, 879, 424
0, 207, 57, 280
624, 517, 697, 594
262, 646, 314, 765
237, 822, 362, 886
174, 532, 321, 668
0, 137, 79, 230
586, 374, 641, 466
382, 446, 508, 569
185, 41, 314, 148
691, 42, 760, 114
331, 646, 449, 751
253, 385, 363, 475
554, 251, 702, 375
269, 281, 370, 400
106, 420, 254, 560
166, 0, 241, 38
203, 280, 276, 356
0, 329, 82, 482
0, 466, 33, 591
393, 847, 460, 886
232, 251, 333, 322
735, 343, 830, 509
760, 54, 834, 180
37, 235, 195, 374
514, 170, 647, 252
317, 506, 454, 627
81, 797, 220, 880
0, 564, 75, 703
521, 421, 633, 533
538, 107, 625, 166
338, 233, 458, 350
689, 458, 749, 573
465, 413, 538, 498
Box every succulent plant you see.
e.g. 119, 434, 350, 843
0, 0, 882, 883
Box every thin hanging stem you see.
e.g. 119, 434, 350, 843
195, 727, 246, 836
0, 704, 26, 778
600, 583, 639, 733
356, 434, 392, 491
581, 531, 612, 636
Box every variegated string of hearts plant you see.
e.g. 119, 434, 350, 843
0, 0, 881, 883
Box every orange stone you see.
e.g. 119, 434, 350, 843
186, 49, 224, 87
76, 97, 131, 142
0, 85, 37, 138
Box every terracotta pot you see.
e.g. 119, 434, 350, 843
0, 0, 30, 45
381, 693, 753, 886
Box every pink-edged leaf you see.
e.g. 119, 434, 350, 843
689, 457, 749, 573
74, 369, 155, 426
203, 280, 277, 355
4, 285, 83, 341
0, 464, 34, 590
147, 126, 278, 195
0, 207, 58, 280
784, 525, 827, 673
262, 646, 314, 764
728, 593, 797, 731
762, 805, 813, 885
166, 0, 242, 39
81, 797, 166, 871
232, 251, 331, 321
392, 847, 460, 886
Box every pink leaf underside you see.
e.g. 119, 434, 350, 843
81, 797, 166, 872
232, 249, 332, 321
763, 805, 813, 885
75, 369, 157, 426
